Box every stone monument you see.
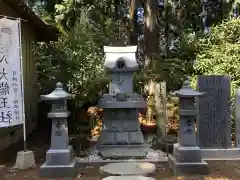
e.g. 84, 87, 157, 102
236, 87, 240, 148
168, 80, 208, 175
97, 46, 147, 159
40, 82, 77, 178
197, 75, 240, 159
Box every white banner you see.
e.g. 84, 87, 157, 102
0, 18, 24, 127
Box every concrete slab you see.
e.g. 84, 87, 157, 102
168, 155, 209, 176
102, 176, 155, 180
15, 150, 36, 170
40, 157, 77, 178
201, 148, 240, 160
100, 162, 156, 176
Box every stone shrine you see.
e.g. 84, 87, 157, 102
197, 75, 240, 159
97, 46, 147, 159
168, 80, 208, 175
40, 82, 77, 178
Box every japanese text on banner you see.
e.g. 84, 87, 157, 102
0, 18, 24, 127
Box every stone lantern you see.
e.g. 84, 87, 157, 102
168, 80, 209, 175
40, 82, 77, 178
97, 46, 147, 159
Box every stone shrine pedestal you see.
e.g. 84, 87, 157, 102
97, 46, 147, 159
168, 81, 209, 175
40, 82, 77, 178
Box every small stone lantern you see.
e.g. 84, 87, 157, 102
40, 82, 77, 178
168, 80, 209, 175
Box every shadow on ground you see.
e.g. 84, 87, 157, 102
0, 130, 240, 180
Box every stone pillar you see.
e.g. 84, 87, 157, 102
168, 80, 208, 175
236, 88, 240, 148
40, 82, 77, 178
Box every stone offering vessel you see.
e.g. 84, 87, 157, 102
97, 46, 147, 159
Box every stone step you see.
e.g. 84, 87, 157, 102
100, 162, 156, 176
98, 147, 146, 159
102, 176, 155, 180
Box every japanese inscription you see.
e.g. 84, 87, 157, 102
185, 119, 193, 134
55, 120, 63, 136
0, 18, 24, 127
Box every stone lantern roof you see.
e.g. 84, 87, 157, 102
40, 82, 75, 101
172, 80, 206, 97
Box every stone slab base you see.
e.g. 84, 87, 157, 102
78, 159, 168, 168
102, 176, 155, 180
15, 150, 36, 170
0, 165, 5, 180
99, 162, 156, 176
98, 147, 146, 159
40, 157, 77, 178
45, 146, 73, 165
174, 144, 201, 163
201, 148, 240, 160
168, 155, 209, 176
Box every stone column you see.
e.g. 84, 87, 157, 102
168, 81, 208, 175
40, 82, 77, 178
236, 87, 240, 148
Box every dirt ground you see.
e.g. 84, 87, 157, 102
1, 130, 240, 180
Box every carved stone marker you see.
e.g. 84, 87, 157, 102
168, 80, 208, 175
98, 46, 147, 159
197, 75, 240, 159
197, 75, 232, 148
40, 82, 77, 178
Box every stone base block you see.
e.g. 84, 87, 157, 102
0, 165, 5, 180
40, 157, 77, 178
45, 146, 73, 165
174, 144, 201, 163
201, 148, 240, 160
98, 147, 146, 159
168, 155, 209, 176
15, 150, 36, 170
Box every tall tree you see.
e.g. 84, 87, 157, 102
129, 0, 139, 45
144, 0, 167, 138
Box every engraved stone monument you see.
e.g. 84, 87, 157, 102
40, 82, 77, 178
197, 75, 240, 159
97, 46, 147, 159
168, 80, 208, 175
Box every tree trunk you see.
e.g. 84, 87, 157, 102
129, 0, 138, 45
144, 0, 167, 138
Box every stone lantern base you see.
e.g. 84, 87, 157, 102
168, 144, 209, 176
40, 146, 77, 178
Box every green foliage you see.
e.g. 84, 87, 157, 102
190, 18, 240, 139
54, 0, 124, 31
191, 18, 240, 98
35, 7, 124, 106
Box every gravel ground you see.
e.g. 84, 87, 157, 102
3, 161, 240, 180
1, 130, 240, 180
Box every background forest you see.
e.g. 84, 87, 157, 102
25, 0, 240, 141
